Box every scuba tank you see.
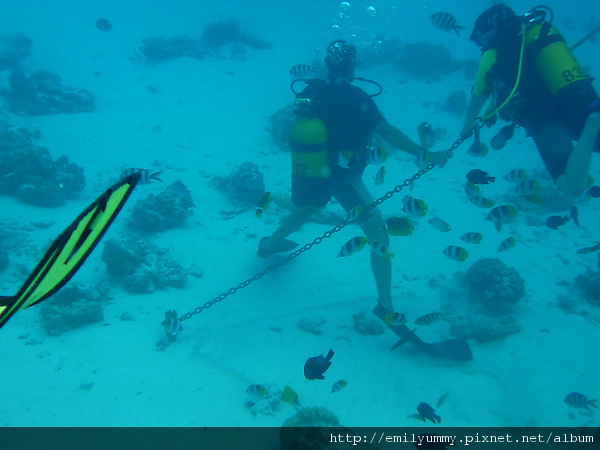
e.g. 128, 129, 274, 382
523, 6, 587, 99
289, 108, 330, 180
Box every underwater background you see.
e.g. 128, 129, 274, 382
0, 0, 599, 429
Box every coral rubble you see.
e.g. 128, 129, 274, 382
201, 18, 272, 50
40, 284, 109, 336
280, 407, 341, 449
138, 35, 200, 63
101, 238, 189, 294
0, 123, 85, 207
464, 258, 525, 314
449, 315, 521, 342
212, 162, 266, 207
127, 181, 195, 233
5, 69, 95, 116
574, 270, 600, 307
0, 34, 32, 69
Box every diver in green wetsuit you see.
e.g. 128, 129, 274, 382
258, 40, 451, 322
461, 5, 600, 198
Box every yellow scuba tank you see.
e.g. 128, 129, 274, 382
289, 116, 330, 179
524, 24, 586, 96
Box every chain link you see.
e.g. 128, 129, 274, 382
177, 136, 469, 326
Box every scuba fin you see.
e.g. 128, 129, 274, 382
257, 237, 299, 258
373, 304, 472, 361
490, 123, 517, 150
0, 173, 141, 330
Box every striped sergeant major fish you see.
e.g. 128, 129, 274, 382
429, 12, 465, 36
120, 168, 163, 184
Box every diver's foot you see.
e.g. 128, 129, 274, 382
373, 303, 413, 340
257, 236, 299, 258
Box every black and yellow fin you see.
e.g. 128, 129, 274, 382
0, 173, 140, 330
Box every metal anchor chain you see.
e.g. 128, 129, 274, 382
171, 135, 470, 334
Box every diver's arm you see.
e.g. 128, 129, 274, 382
375, 120, 423, 156
375, 120, 451, 166
460, 93, 489, 137
556, 112, 600, 197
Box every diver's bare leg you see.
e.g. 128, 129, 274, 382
358, 211, 393, 311
557, 112, 600, 197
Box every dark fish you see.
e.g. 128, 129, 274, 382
289, 64, 317, 78
120, 168, 163, 184
429, 12, 464, 36
570, 206, 580, 226
546, 215, 569, 230
564, 392, 598, 410
304, 349, 334, 380
466, 169, 495, 185
577, 242, 600, 254
95, 18, 112, 31
413, 433, 451, 450
168, 180, 191, 196
436, 392, 450, 408
587, 185, 600, 198
161, 310, 181, 341
417, 402, 442, 423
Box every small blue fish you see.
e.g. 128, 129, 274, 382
564, 392, 598, 410
304, 349, 334, 380
168, 180, 191, 196
417, 402, 441, 423
120, 168, 163, 184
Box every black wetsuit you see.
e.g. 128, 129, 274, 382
291, 79, 385, 212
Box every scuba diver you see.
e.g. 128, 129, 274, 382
257, 40, 451, 330
461, 4, 600, 198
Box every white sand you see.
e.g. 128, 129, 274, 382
0, 0, 599, 428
